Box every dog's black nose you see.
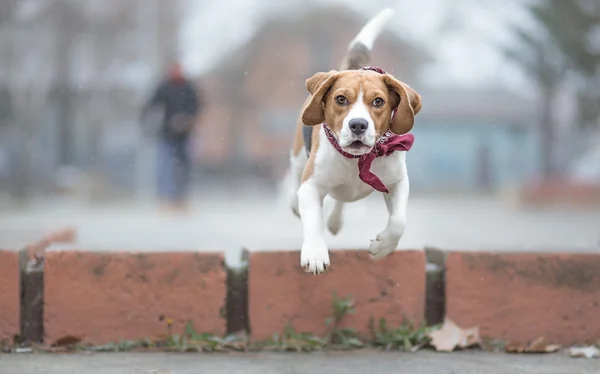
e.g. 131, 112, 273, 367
349, 118, 368, 135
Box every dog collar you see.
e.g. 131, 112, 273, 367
322, 66, 414, 193
360, 66, 387, 74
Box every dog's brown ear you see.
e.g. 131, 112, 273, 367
302, 70, 339, 126
382, 75, 422, 134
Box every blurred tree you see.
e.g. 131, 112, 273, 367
502, 25, 566, 177
503, 0, 600, 177
528, 0, 600, 129
0, 0, 183, 203
1, 0, 56, 203
0, 88, 12, 124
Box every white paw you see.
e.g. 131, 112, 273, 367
300, 240, 330, 274
369, 233, 399, 260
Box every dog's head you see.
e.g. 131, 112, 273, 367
302, 69, 421, 156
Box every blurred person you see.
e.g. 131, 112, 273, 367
141, 61, 202, 213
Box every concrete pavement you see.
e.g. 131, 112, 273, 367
0, 190, 599, 266
0, 351, 598, 374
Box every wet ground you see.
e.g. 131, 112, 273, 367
1, 190, 598, 266
0, 350, 598, 374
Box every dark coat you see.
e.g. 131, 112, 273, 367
143, 78, 201, 141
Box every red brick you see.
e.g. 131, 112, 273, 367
248, 250, 425, 342
44, 251, 226, 345
0, 250, 19, 341
446, 252, 600, 345
520, 179, 600, 207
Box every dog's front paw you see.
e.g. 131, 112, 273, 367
300, 240, 330, 274
369, 233, 399, 260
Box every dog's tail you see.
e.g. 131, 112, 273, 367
340, 8, 395, 71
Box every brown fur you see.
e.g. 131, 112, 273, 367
292, 97, 312, 156
292, 70, 421, 181
301, 127, 321, 182
299, 70, 421, 141
295, 69, 421, 182
290, 14, 417, 159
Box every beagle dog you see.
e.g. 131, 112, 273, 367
286, 8, 422, 274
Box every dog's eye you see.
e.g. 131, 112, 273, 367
335, 95, 348, 105
372, 98, 385, 107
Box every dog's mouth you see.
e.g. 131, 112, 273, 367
343, 140, 372, 155
349, 140, 366, 148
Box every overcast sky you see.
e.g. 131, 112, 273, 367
180, 0, 535, 92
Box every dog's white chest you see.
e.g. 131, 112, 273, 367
326, 162, 373, 202
314, 138, 407, 202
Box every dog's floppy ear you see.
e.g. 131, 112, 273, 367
382, 74, 422, 134
302, 70, 339, 126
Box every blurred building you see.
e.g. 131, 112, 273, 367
0, 2, 545, 199
411, 88, 538, 192
194, 5, 540, 192
0, 0, 182, 199
194, 6, 430, 184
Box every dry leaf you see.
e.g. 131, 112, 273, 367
505, 343, 525, 353
528, 337, 561, 353
544, 344, 561, 353
568, 346, 600, 358
506, 336, 561, 354
428, 317, 481, 352
51, 335, 82, 347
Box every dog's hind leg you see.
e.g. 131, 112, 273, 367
287, 150, 307, 217
325, 196, 344, 235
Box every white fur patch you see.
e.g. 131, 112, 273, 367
339, 89, 376, 148
286, 6, 406, 275
349, 8, 395, 50
294, 126, 410, 274
298, 178, 330, 274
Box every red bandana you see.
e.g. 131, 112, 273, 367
322, 125, 413, 193
321, 66, 415, 193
